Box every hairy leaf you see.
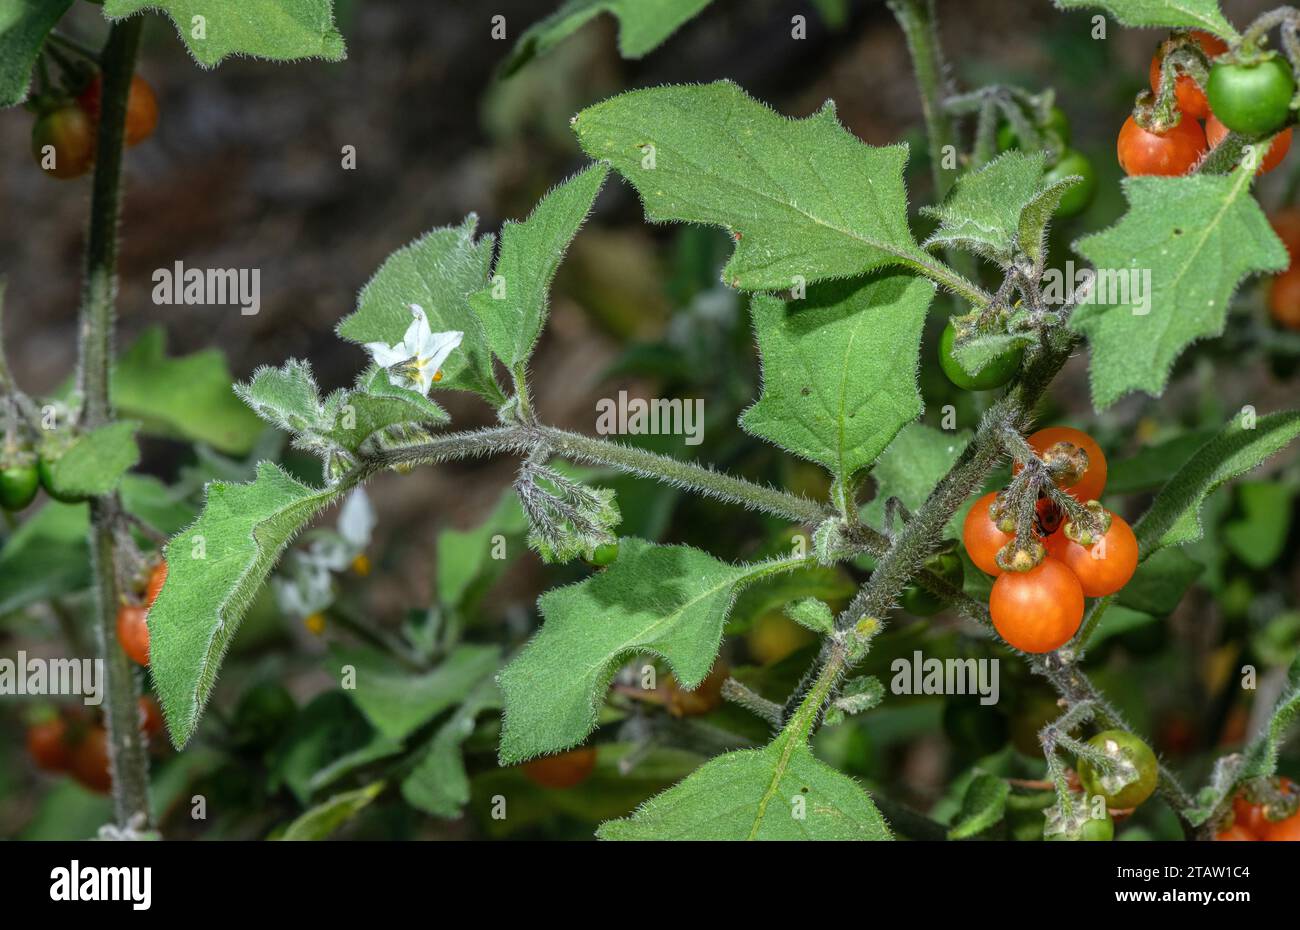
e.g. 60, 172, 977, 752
470, 164, 607, 369
150, 463, 345, 747
948, 771, 1009, 839
498, 538, 803, 763
1242, 654, 1300, 779
597, 726, 890, 839
1072, 170, 1286, 409
574, 81, 939, 292
1051, 0, 1236, 37
742, 273, 934, 485
922, 151, 1060, 262
338, 216, 502, 404
503, 0, 712, 76
1135, 411, 1300, 555
102, 0, 345, 67
41, 422, 140, 499
278, 782, 383, 840
1222, 481, 1294, 570
0, 0, 75, 107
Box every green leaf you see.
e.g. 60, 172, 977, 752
470, 165, 607, 369
597, 727, 891, 840
334, 644, 500, 743
237, 361, 449, 457
436, 487, 528, 609
42, 422, 140, 498
950, 328, 1034, 380
234, 359, 329, 434
1051, 0, 1236, 37
401, 675, 501, 818
574, 81, 935, 292
150, 462, 345, 747
922, 151, 1059, 262
1242, 655, 1300, 779
502, 0, 713, 76
268, 691, 373, 804
1072, 170, 1286, 410
1020, 177, 1081, 268
102, 0, 346, 68
947, 771, 1009, 839
862, 422, 972, 535
0, 500, 87, 617
1116, 547, 1202, 616
337, 215, 503, 405
741, 274, 934, 486
1106, 428, 1218, 494
1134, 411, 1300, 555
497, 537, 803, 763
0, 0, 74, 107
1223, 481, 1294, 570
278, 782, 383, 840
114, 327, 264, 455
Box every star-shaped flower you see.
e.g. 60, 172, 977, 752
364, 304, 462, 396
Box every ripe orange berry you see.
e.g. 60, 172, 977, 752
989, 557, 1084, 653
1045, 512, 1139, 597
116, 603, 150, 666
1021, 427, 1108, 503
962, 491, 1013, 577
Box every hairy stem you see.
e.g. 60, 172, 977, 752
887, 0, 958, 201
79, 17, 149, 830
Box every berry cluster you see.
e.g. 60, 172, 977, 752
1119, 30, 1294, 178
963, 427, 1137, 654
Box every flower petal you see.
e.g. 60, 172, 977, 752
365, 341, 407, 369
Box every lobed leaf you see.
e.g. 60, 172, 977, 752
573, 81, 933, 292
469, 164, 608, 370
502, 0, 713, 76
1072, 170, 1286, 410
922, 151, 1061, 262
598, 721, 890, 839
338, 216, 503, 405
1050, 0, 1236, 38
150, 463, 345, 747
1134, 411, 1300, 556
741, 273, 934, 486
102, 0, 345, 68
497, 538, 804, 763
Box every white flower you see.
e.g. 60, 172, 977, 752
364, 304, 462, 396
337, 487, 376, 551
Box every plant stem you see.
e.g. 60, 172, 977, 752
1034, 652, 1197, 837
79, 17, 149, 830
888, 0, 958, 201
537, 426, 831, 526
